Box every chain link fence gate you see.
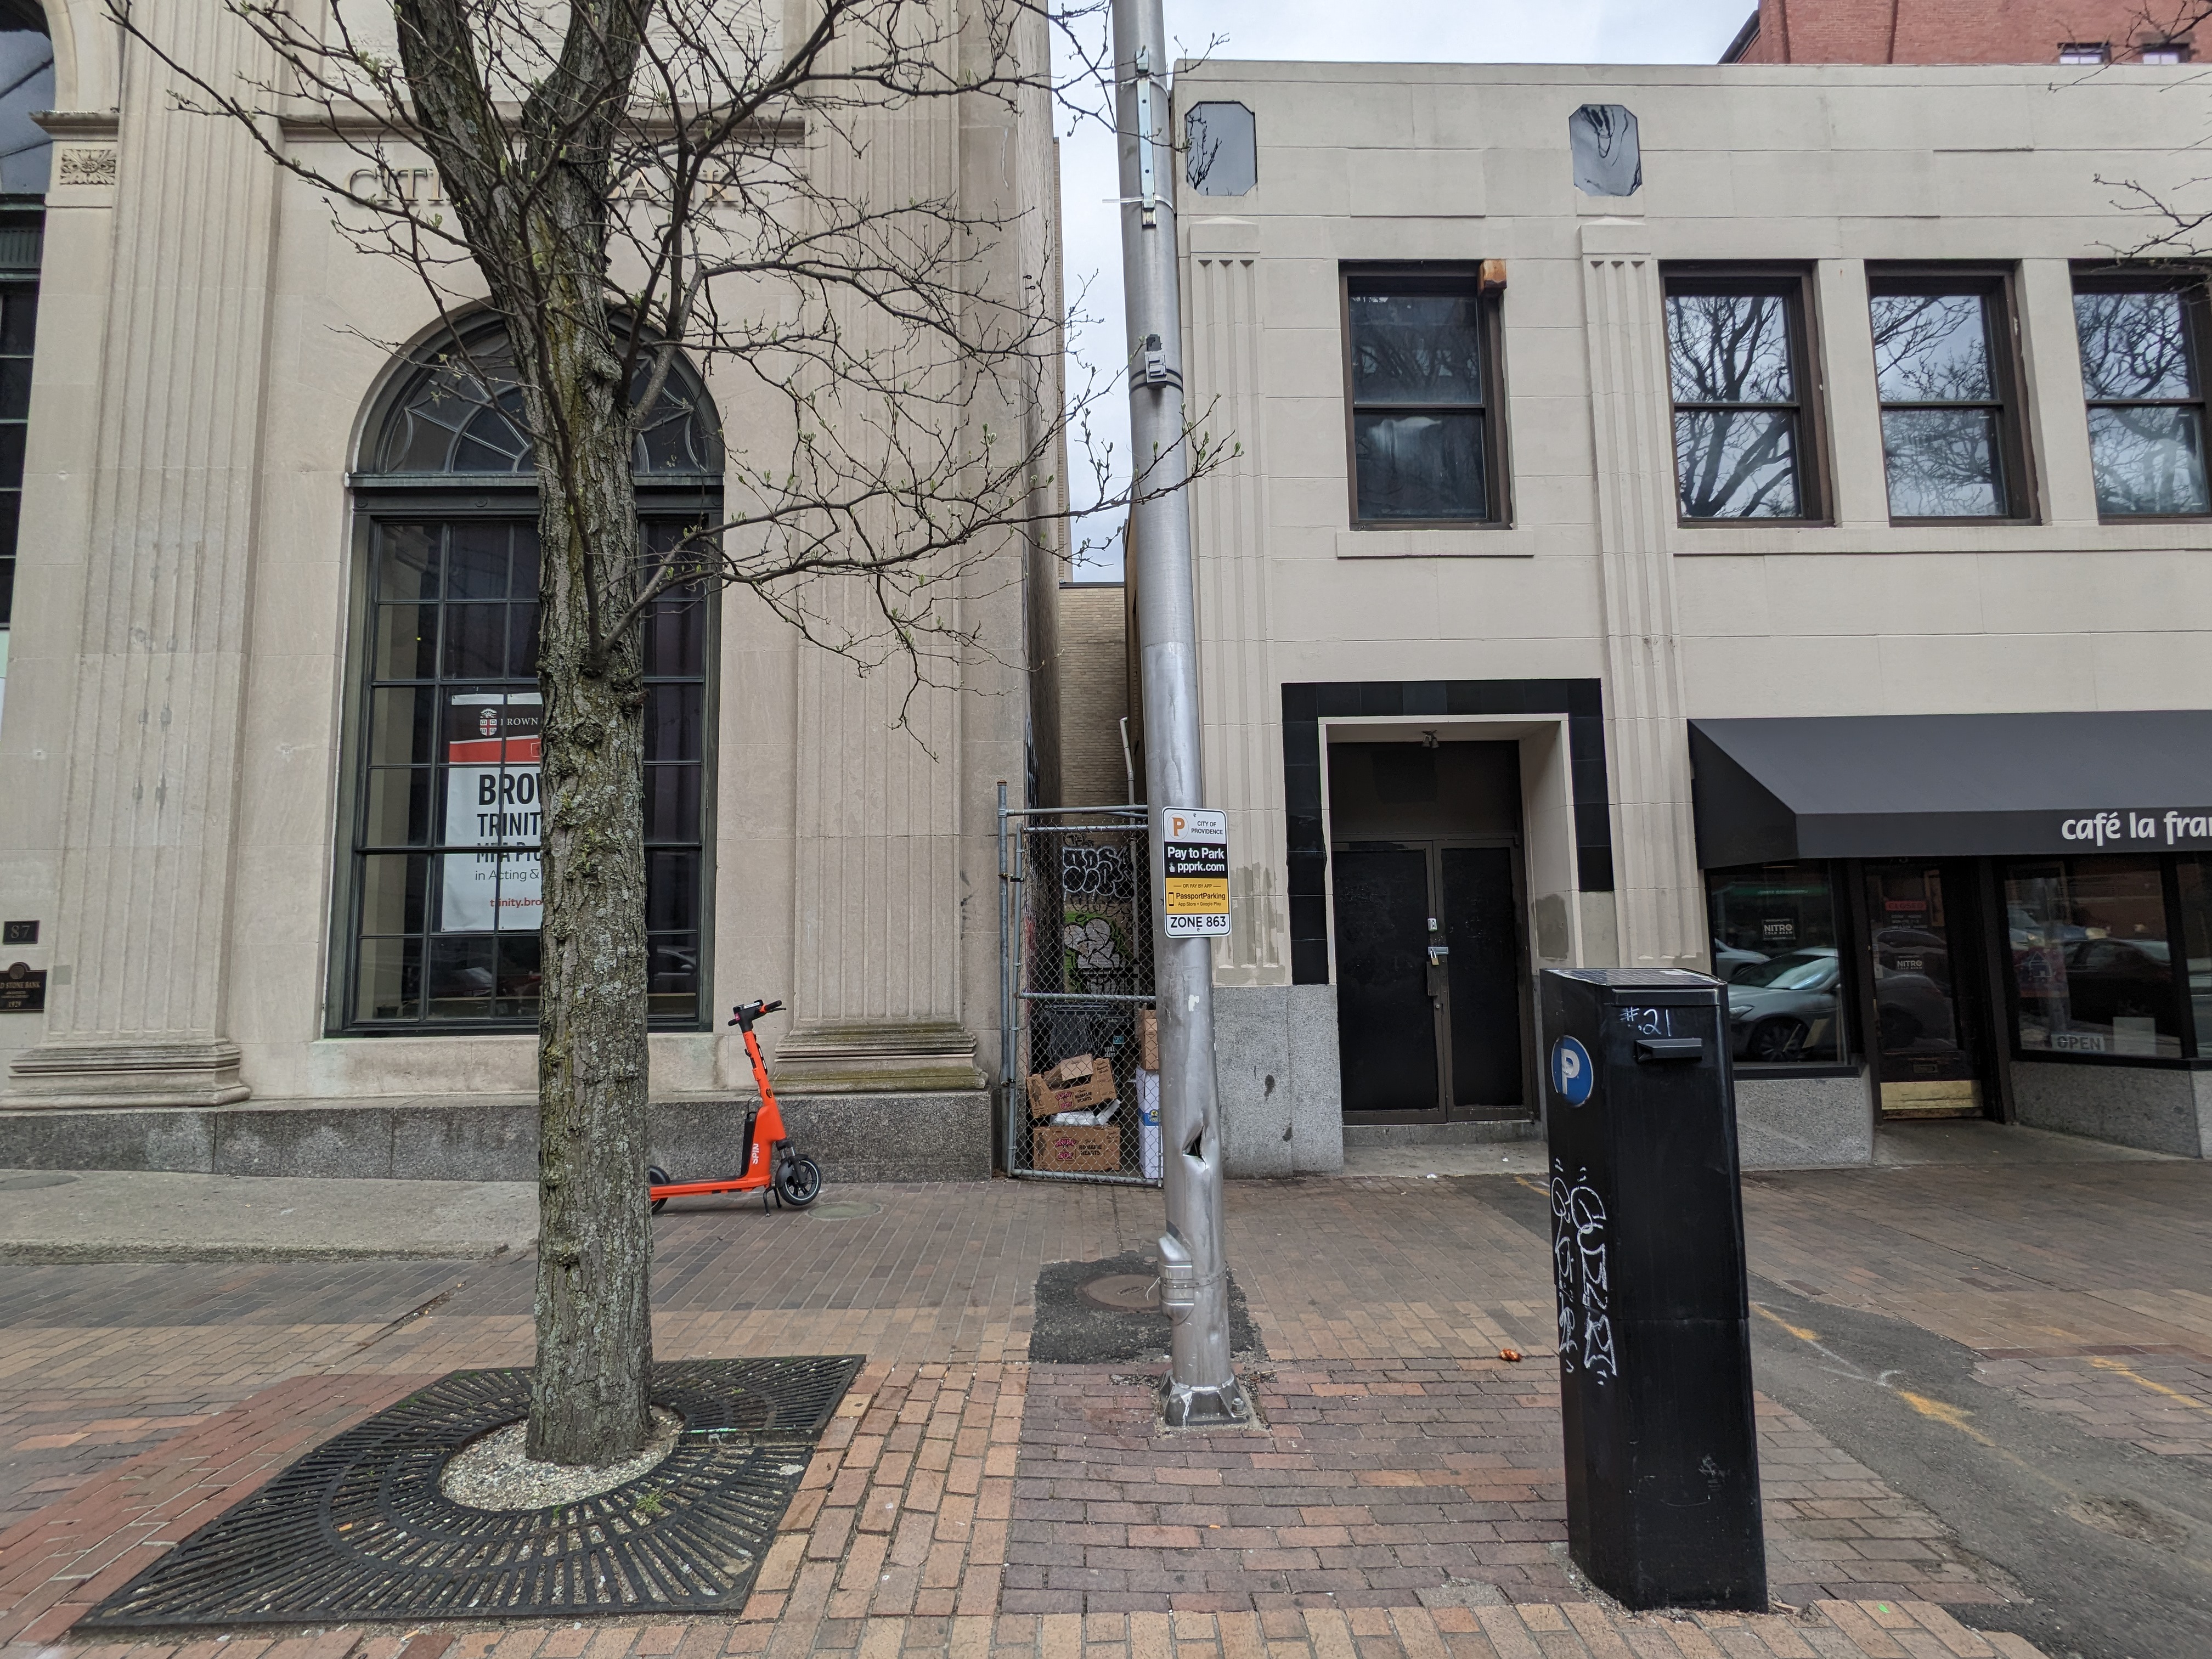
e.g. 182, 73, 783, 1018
998, 795, 1159, 1184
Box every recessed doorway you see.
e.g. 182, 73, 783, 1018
1329, 740, 1530, 1120
1860, 861, 1991, 1119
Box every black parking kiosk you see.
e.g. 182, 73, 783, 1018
1538, 968, 1766, 1612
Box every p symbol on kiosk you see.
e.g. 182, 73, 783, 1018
1550, 1035, 1594, 1106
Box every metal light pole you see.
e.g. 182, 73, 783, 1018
1113, 0, 1249, 1429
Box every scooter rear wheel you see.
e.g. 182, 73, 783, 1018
774, 1155, 822, 1209
648, 1166, 671, 1215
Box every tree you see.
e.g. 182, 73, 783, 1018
114, 0, 1204, 1465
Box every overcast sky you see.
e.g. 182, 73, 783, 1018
1057, 0, 1755, 577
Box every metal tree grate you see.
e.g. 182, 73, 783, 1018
80, 1357, 863, 1630
998, 804, 1158, 1186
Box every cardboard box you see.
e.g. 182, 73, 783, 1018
1049, 1053, 1096, 1084
1032, 1122, 1120, 1173
1029, 1068, 1117, 1118
1138, 1009, 1159, 1071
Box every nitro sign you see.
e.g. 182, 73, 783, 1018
1160, 808, 1229, 938
443, 692, 543, 931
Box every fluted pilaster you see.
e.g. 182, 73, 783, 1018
8, 4, 278, 1104
779, 1, 979, 1088
1186, 225, 1284, 986
1580, 223, 1705, 971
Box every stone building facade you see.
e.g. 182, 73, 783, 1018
1168, 58, 2212, 1173
0, 0, 1064, 1180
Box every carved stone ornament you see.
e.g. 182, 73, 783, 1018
57, 145, 118, 187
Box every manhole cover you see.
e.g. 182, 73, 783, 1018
0, 1171, 76, 1190
1080, 1273, 1161, 1313
805, 1201, 882, 1220
80, 1356, 862, 1628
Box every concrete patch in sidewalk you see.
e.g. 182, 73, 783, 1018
1028, 1250, 1263, 1364
0, 1170, 539, 1260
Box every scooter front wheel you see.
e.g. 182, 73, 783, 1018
774, 1155, 822, 1209
648, 1166, 671, 1215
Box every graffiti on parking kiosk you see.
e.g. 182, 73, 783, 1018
1551, 1160, 1618, 1384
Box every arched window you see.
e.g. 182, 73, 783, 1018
336, 320, 720, 1034
0, 0, 52, 637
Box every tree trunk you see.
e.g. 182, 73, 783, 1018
520, 297, 656, 1470
383, 0, 660, 1469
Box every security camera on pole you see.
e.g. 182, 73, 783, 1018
1113, 0, 1249, 1429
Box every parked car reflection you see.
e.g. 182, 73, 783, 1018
1872, 958, 1958, 1053
1873, 926, 1949, 988
1713, 938, 1769, 979
1724, 947, 1842, 1062
1722, 945, 1954, 1062
2056, 937, 2172, 1031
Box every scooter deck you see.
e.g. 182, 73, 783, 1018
650, 1177, 771, 1198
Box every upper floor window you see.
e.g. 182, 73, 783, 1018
2140, 43, 2189, 64
1343, 267, 1504, 525
2072, 275, 2210, 518
338, 321, 720, 1034
1664, 270, 1825, 522
1868, 270, 2030, 521
2058, 42, 2111, 64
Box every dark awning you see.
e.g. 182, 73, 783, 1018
1690, 711, 2212, 866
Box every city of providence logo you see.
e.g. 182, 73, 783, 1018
2060, 810, 2212, 847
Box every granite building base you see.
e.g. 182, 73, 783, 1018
2011, 1060, 2212, 1159
1210, 984, 1345, 1177
1733, 1070, 1877, 1169
0, 1092, 995, 1183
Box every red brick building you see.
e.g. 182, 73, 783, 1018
1723, 0, 2197, 64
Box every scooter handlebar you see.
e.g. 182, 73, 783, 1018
729, 998, 786, 1028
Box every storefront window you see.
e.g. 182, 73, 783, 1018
2004, 856, 2181, 1058
1706, 863, 1846, 1064
2174, 855, 2212, 1055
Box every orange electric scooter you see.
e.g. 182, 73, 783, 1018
647, 998, 823, 1213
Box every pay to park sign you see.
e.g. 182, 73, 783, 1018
1160, 808, 1229, 938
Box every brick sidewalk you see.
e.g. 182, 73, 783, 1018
0, 1373, 429, 1647
0, 1364, 2040, 1659
13, 1157, 2210, 1659
1970, 1349, 2212, 1462
0, 1259, 477, 1530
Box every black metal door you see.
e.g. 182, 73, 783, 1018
1440, 845, 1524, 1108
1333, 847, 1440, 1113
